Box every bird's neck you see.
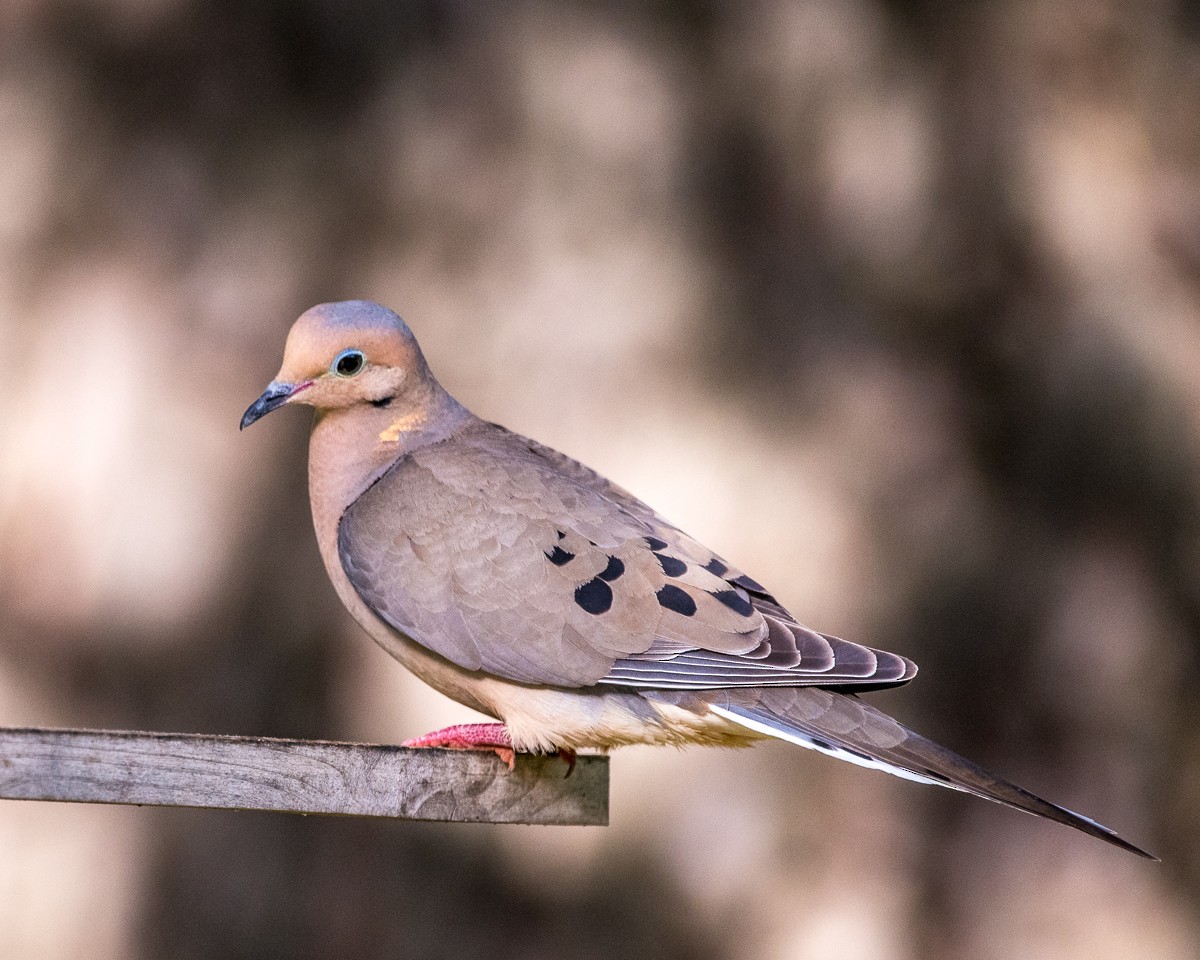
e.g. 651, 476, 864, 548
307, 387, 473, 550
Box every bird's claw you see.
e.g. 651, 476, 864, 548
403, 723, 516, 768
556, 748, 577, 777
401, 724, 575, 774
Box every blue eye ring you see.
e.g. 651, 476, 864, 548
332, 349, 366, 377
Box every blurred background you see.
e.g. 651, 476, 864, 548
0, 1, 1197, 957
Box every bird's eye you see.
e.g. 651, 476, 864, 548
332, 349, 365, 377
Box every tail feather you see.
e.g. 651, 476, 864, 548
706, 687, 1156, 860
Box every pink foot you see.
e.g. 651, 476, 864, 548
555, 748, 578, 777
403, 723, 516, 769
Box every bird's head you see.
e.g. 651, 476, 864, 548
240, 300, 432, 429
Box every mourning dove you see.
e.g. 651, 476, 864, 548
241, 300, 1153, 858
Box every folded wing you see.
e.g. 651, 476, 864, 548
338, 421, 914, 691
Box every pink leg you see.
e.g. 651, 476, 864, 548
403, 723, 516, 769
402, 723, 577, 775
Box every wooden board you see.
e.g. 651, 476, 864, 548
0, 726, 608, 826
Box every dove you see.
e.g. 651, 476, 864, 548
240, 299, 1154, 858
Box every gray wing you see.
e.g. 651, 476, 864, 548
338, 420, 915, 689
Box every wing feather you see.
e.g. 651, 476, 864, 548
339, 420, 917, 691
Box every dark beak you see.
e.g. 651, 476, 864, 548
240, 381, 303, 430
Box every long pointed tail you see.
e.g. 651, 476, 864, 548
703, 686, 1156, 860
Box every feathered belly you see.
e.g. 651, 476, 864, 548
489, 683, 769, 753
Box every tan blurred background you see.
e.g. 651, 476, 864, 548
0, 1, 1198, 957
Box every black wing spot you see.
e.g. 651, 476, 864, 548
644, 536, 668, 552
711, 589, 754, 617
574, 578, 614, 615
656, 584, 697, 617
702, 558, 728, 577
808, 737, 834, 752
556, 530, 567, 540
545, 545, 575, 566
731, 573, 768, 593
656, 553, 687, 578
597, 556, 625, 582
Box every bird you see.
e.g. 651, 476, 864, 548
241, 299, 1154, 859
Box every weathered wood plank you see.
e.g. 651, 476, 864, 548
0, 727, 608, 825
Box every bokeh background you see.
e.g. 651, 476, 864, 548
1, 1, 1197, 957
